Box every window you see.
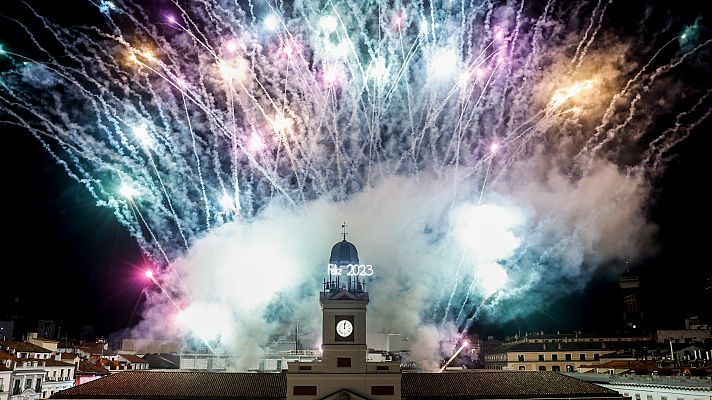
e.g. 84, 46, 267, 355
579, 354, 586, 361
566, 365, 574, 372
13, 379, 21, 395
538, 354, 545, 361
594, 353, 600, 361
35, 379, 41, 393
538, 366, 546, 371
293, 386, 317, 395
646, 396, 652, 400
552, 354, 558, 361
371, 386, 395, 395
519, 366, 526, 370
659, 397, 666, 400
376, 366, 389, 371
337, 357, 351, 367
565, 354, 572, 361
552, 365, 561, 372
25, 378, 33, 389
518, 354, 525, 361
299, 366, 311, 371
635, 394, 641, 400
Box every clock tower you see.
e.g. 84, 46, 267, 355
286, 232, 401, 399
320, 236, 368, 372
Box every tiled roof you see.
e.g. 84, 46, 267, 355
401, 371, 622, 399
52, 371, 286, 399
60, 353, 80, 360
44, 359, 76, 367
0, 350, 18, 361
77, 360, 110, 375
50, 370, 623, 399
0, 340, 53, 353
141, 353, 179, 369
120, 354, 148, 363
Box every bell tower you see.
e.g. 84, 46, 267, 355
286, 228, 401, 399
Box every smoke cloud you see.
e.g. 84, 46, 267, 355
132, 156, 654, 370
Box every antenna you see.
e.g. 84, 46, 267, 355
341, 221, 348, 241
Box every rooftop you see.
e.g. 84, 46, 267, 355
53, 371, 285, 399
140, 353, 179, 369
0, 340, 53, 353
51, 370, 625, 400
76, 360, 110, 376
401, 371, 622, 399
120, 354, 148, 364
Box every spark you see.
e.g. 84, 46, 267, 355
119, 184, 139, 199
218, 59, 246, 81
249, 134, 264, 151
263, 14, 279, 31
225, 40, 238, 53
272, 113, 294, 134
419, 18, 429, 36
438, 341, 469, 372
368, 57, 388, 81
550, 79, 597, 108
283, 45, 293, 57
145, 270, 154, 279
142, 50, 156, 62
132, 125, 152, 146
490, 143, 499, 153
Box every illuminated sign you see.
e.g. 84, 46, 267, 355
327, 263, 374, 276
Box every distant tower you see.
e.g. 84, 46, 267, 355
618, 272, 643, 330
286, 230, 400, 399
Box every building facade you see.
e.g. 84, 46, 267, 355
484, 333, 654, 372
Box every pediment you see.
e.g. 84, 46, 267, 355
328, 290, 361, 300
320, 388, 371, 400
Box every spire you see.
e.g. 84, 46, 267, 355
341, 221, 348, 241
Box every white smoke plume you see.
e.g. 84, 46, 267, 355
130, 157, 654, 370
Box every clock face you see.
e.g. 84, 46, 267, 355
336, 319, 353, 337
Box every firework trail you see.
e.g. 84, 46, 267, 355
0, 0, 709, 369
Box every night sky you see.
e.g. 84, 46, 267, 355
0, 0, 710, 341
